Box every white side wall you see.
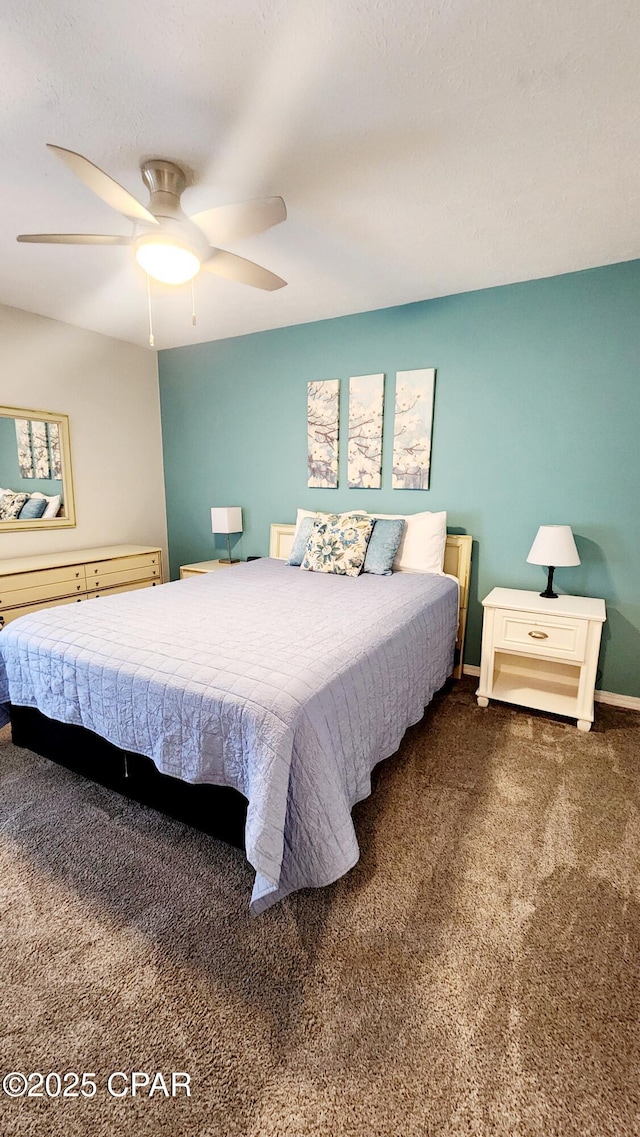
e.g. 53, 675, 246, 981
0, 304, 167, 563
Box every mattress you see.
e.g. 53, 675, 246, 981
0, 557, 458, 912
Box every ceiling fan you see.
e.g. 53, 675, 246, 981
17, 145, 288, 291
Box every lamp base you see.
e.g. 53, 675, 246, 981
540, 566, 557, 599
218, 533, 241, 566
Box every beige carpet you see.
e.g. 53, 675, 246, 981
1, 680, 639, 1137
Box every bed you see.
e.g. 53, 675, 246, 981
0, 523, 472, 913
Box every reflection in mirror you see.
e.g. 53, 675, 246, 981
0, 406, 76, 531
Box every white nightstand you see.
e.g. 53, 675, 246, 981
476, 588, 606, 731
179, 559, 241, 579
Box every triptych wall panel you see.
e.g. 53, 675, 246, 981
347, 373, 385, 488
307, 379, 340, 488
307, 369, 435, 489
392, 368, 436, 490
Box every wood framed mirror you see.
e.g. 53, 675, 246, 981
0, 405, 76, 531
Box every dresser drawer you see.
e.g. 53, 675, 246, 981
493, 608, 588, 662
0, 576, 86, 610
85, 552, 161, 578
88, 565, 161, 591
0, 594, 87, 627
0, 563, 85, 598
87, 580, 159, 599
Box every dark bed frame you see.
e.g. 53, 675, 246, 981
10, 704, 248, 851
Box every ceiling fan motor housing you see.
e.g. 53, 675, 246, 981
141, 160, 188, 219
137, 160, 211, 268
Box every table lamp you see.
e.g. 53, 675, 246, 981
526, 525, 580, 598
211, 506, 243, 564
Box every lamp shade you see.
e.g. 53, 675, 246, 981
527, 525, 580, 567
211, 506, 243, 535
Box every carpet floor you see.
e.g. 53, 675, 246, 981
1, 680, 639, 1137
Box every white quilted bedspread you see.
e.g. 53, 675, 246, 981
0, 558, 458, 913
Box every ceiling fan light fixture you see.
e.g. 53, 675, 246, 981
134, 233, 201, 285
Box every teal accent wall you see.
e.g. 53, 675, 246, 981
159, 258, 640, 698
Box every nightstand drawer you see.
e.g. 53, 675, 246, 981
493, 608, 588, 662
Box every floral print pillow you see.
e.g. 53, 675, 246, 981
0, 492, 29, 520
301, 513, 375, 576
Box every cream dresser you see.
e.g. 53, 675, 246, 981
0, 545, 163, 629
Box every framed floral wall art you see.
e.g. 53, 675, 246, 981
392, 368, 436, 489
15, 418, 62, 479
307, 379, 340, 488
347, 373, 384, 489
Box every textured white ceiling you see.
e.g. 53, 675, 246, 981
1, 0, 639, 349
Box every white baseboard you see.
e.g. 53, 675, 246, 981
593, 689, 640, 711
461, 664, 640, 713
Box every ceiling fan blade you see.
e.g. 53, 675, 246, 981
202, 249, 286, 291
47, 145, 158, 226
17, 233, 132, 245
190, 197, 286, 244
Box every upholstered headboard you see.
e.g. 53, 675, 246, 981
269, 523, 472, 679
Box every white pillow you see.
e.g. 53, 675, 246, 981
370, 510, 447, 574
31, 491, 62, 518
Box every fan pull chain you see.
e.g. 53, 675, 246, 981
191, 278, 197, 326
146, 273, 155, 348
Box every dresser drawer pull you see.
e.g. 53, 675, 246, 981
75, 571, 80, 578
528, 630, 548, 640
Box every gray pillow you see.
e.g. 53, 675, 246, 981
363, 518, 405, 575
19, 495, 48, 520
285, 516, 315, 566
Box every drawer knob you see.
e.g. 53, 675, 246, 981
94, 568, 98, 574
528, 630, 548, 640
75, 571, 80, 578
76, 584, 81, 591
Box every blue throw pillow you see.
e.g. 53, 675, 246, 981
285, 515, 316, 566
18, 495, 48, 520
363, 518, 405, 575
